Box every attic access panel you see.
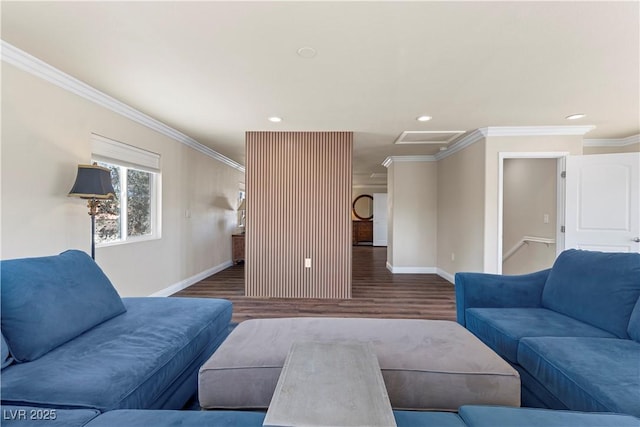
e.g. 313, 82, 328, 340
394, 131, 465, 145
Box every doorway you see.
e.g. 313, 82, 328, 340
498, 152, 568, 274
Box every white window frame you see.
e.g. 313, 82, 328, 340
91, 133, 162, 247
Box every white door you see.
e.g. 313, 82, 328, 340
565, 153, 640, 253
373, 193, 388, 246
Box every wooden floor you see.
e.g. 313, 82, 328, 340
173, 246, 457, 323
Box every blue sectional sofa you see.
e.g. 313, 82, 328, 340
455, 249, 640, 417
2, 404, 638, 427
0, 250, 232, 412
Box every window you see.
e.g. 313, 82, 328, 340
91, 134, 161, 246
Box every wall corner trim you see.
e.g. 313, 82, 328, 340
148, 260, 233, 297
1, 40, 245, 173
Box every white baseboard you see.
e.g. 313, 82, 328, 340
386, 262, 437, 274
436, 268, 455, 284
149, 260, 234, 297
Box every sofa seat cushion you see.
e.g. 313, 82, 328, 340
394, 410, 466, 427
0, 297, 232, 411
0, 250, 127, 362
541, 249, 640, 339
0, 405, 100, 427
84, 410, 266, 427
518, 337, 640, 417
465, 307, 615, 363
458, 405, 640, 427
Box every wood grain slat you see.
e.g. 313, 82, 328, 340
173, 246, 456, 323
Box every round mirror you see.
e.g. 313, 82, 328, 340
352, 194, 373, 220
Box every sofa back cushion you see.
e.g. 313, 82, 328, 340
542, 249, 640, 338
1, 332, 13, 369
627, 298, 640, 342
0, 250, 126, 362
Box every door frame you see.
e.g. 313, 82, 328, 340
497, 151, 569, 274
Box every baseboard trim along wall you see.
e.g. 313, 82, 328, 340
149, 260, 234, 297
386, 262, 436, 274
386, 262, 456, 284
436, 268, 455, 284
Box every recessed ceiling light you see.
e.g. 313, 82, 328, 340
296, 47, 317, 58
416, 115, 432, 122
566, 113, 586, 120
268, 116, 282, 123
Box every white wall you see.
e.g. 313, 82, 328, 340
502, 158, 557, 274
386, 160, 437, 272
1, 63, 243, 296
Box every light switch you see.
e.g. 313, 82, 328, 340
304, 258, 312, 268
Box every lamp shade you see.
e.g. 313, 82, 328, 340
68, 164, 115, 199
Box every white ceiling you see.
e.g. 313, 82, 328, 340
2, 1, 638, 186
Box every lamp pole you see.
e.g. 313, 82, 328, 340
87, 198, 99, 260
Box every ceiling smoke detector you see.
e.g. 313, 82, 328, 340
296, 47, 317, 58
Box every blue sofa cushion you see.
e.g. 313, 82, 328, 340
0, 297, 232, 411
458, 405, 640, 427
541, 249, 640, 339
1, 332, 14, 369
0, 405, 99, 427
628, 298, 640, 342
465, 307, 615, 363
84, 409, 266, 427
518, 336, 640, 417
0, 250, 126, 362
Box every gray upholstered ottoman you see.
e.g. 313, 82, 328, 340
198, 318, 520, 411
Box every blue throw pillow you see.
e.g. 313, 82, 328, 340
1, 332, 14, 369
0, 250, 126, 362
542, 249, 640, 339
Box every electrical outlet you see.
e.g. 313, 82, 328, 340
543, 214, 550, 224
304, 258, 312, 268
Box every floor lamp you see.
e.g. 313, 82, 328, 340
68, 164, 115, 260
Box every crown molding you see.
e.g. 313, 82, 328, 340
433, 125, 599, 161
382, 155, 436, 168
481, 125, 596, 137
434, 129, 485, 161
583, 134, 640, 147
1, 40, 245, 173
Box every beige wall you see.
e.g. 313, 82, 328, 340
387, 160, 438, 271
1, 64, 243, 296
437, 140, 486, 277
245, 131, 352, 298
502, 158, 557, 275
583, 142, 640, 155
483, 136, 583, 273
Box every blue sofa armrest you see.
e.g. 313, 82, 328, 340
455, 269, 550, 326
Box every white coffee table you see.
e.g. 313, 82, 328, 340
263, 341, 397, 427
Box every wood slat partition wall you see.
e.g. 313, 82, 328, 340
246, 131, 353, 298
